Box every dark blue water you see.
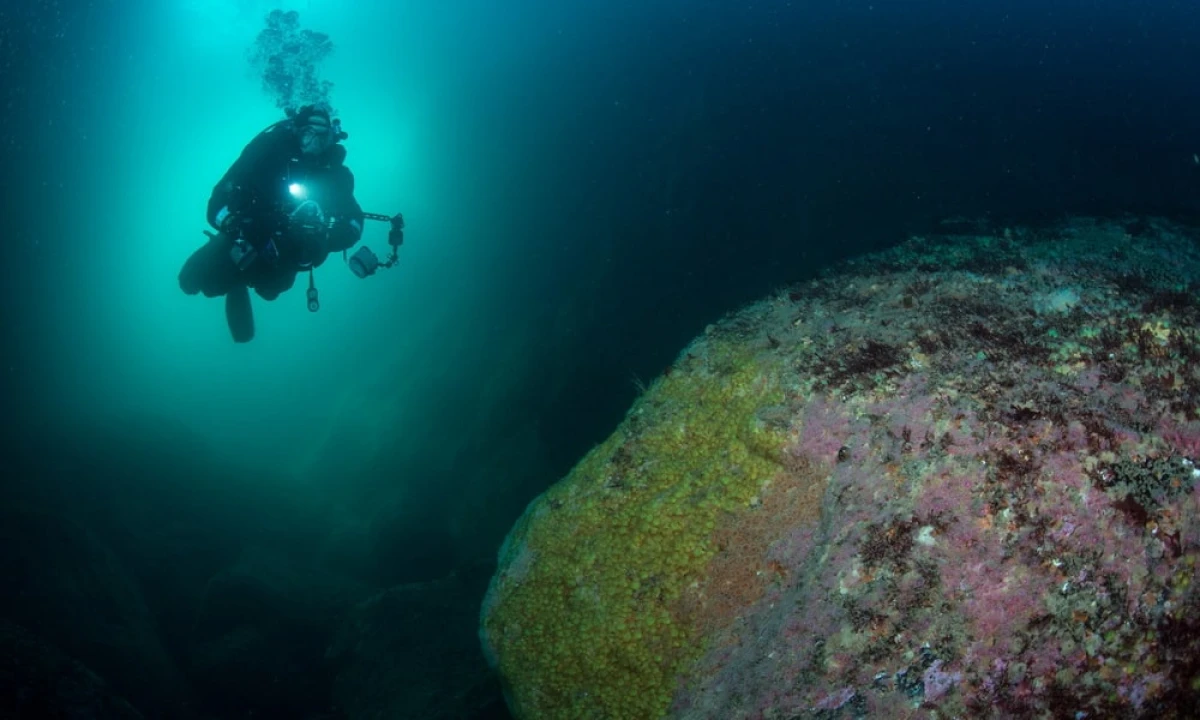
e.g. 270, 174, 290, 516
2, 0, 1199, 717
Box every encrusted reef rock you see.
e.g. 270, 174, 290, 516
480, 218, 1200, 719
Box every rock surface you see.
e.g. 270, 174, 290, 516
188, 544, 373, 717
481, 218, 1200, 719
0, 506, 193, 716
0, 619, 144, 719
328, 561, 506, 719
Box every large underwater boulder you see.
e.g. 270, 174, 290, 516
480, 218, 1200, 719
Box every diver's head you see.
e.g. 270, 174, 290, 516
294, 105, 335, 157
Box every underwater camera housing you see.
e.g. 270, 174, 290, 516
349, 246, 380, 278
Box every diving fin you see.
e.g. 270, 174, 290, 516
225, 284, 255, 342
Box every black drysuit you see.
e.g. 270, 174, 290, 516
179, 120, 365, 301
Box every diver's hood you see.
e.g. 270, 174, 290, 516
250, 116, 348, 168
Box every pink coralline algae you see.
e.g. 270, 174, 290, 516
483, 218, 1200, 719
922, 660, 963, 702
683, 220, 1200, 718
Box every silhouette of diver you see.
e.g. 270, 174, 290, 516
178, 105, 364, 342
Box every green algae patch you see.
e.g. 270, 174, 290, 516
480, 335, 788, 720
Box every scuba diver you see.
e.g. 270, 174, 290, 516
179, 104, 387, 342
